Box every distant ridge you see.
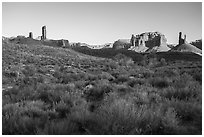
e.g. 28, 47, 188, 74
4, 36, 70, 48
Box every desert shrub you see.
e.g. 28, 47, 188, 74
55, 101, 72, 118
54, 71, 84, 84
161, 81, 201, 101
81, 98, 140, 134
113, 53, 134, 66
37, 119, 80, 135
54, 84, 74, 93
99, 72, 115, 81
84, 84, 112, 102
16, 76, 38, 90
3, 86, 19, 97
141, 71, 153, 79
159, 58, 167, 66
114, 75, 129, 83
60, 91, 88, 112
53, 71, 62, 79
35, 84, 64, 104
171, 73, 194, 89
61, 73, 75, 84
23, 55, 39, 64
74, 80, 87, 90
3, 86, 36, 103
149, 77, 169, 88
127, 78, 145, 87
132, 92, 150, 106
148, 57, 159, 67
153, 68, 180, 78
84, 98, 180, 135
21, 65, 36, 77
169, 100, 202, 134
87, 74, 98, 81
129, 86, 163, 105
141, 54, 161, 67
36, 74, 45, 83
3, 70, 18, 78
147, 92, 163, 104
103, 59, 118, 70
20, 101, 48, 118
83, 79, 113, 101
115, 84, 133, 96
192, 73, 202, 83
2, 101, 49, 135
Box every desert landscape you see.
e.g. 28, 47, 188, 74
2, 2, 202, 135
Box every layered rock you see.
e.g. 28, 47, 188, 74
129, 32, 170, 52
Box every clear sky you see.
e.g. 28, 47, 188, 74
2, 2, 202, 45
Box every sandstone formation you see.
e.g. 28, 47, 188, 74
5, 26, 70, 48
129, 32, 170, 52
179, 32, 186, 45
29, 32, 33, 39
172, 32, 202, 56
41, 26, 46, 40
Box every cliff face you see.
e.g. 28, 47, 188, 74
129, 32, 170, 52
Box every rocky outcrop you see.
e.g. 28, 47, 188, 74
178, 32, 186, 45
41, 26, 46, 40
190, 39, 202, 50
41, 39, 70, 48
29, 32, 33, 39
8, 36, 70, 48
113, 39, 131, 49
129, 32, 170, 52
172, 32, 202, 56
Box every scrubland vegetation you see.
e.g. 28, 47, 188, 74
2, 40, 202, 135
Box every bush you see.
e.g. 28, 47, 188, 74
55, 101, 72, 118
37, 119, 80, 135
171, 73, 193, 89
149, 77, 169, 88
35, 84, 63, 104
169, 100, 202, 134
84, 98, 180, 134
127, 78, 145, 87
114, 75, 129, 83
192, 73, 202, 83
99, 72, 115, 81
3, 86, 36, 103
161, 81, 201, 101
21, 65, 36, 77
113, 53, 134, 66
84, 83, 113, 102
2, 101, 49, 135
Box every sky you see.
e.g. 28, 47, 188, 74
2, 2, 202, 45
